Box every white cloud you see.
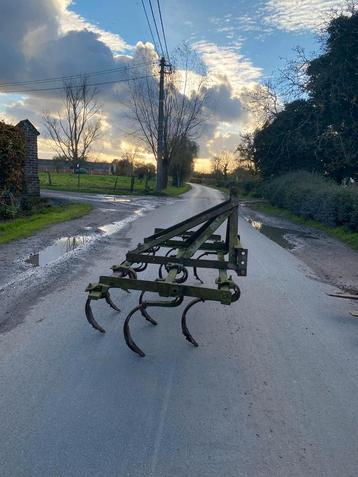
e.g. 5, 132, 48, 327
264, 0, 348, 32
0, 0, 265, 166
191, 41, 263, 163
193, 41, 263, 94
60, 8, 132, 53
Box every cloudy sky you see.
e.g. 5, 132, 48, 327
0, 0, 348, 170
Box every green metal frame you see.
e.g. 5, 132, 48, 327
85, 187, 247, 357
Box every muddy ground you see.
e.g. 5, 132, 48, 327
241, 203, 358, 293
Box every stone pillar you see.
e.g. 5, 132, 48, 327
16, 119, 40, 197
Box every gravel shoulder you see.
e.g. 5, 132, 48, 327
241, 203, 358, 293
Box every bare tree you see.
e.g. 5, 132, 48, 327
277, 46, 311, 102
212, 151, 237, 180
243, 80, 281, 128
44, 76, 101, 170
127, 45, 208, 191
112, 148, 138, 176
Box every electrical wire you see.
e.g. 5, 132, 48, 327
0, 61, 156, 88
140, 0, 160, 54
1, 74, 160, 94
148, 0, 165, 58
156, 0, 170, 62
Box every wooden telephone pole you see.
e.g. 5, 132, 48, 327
156, 57, 172, 192
156, 57, 166, 193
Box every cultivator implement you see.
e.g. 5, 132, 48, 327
85, 187, 247, 357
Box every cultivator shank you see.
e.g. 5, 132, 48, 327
85, 187, 247, 356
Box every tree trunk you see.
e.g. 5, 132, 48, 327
162, 161, 169, 190
156, 158, 164, 193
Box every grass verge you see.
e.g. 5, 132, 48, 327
0, 202, 92, 244
39, 172, 191, 197
160, 184, 191, 196
252, 202, 358, 251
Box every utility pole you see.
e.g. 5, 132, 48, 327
156, 57, 166, 193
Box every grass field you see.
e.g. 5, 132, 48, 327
252, 202, 358, 251
39, 172, 191, 197
0, 202, 92, 244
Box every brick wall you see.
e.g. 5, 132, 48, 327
17, 120, 40, 197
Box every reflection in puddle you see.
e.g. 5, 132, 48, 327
25, 235, 94, 267
25, 215, 139, 268
103, 196, 131, 203
247, 218, 318, 250
96, 222, 122, 235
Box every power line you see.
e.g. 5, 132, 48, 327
148, 0, 165, 58
0, 74, 160, 94
0, 61, 156, 88
140, 0, 160, 54
156, 0, 170, 62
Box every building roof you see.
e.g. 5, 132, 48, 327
16, 119, 40, 136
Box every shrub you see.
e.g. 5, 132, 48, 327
235, 169, 262, 196
260, 171, 358, 231
0, 121, 26, 195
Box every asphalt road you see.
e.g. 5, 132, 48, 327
0, 184, 357, 477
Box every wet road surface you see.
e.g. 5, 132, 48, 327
0, 184, 357, 476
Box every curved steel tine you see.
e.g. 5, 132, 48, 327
105, 291, 120, 312
158, 248, 176, 279
133, 262, 147, 272
193, 268, 203, 284
139, 291, 158, 326
175, 266, 188, 284
123, 305, 146, 357
85, 298, 105, 333
181, 298, 205, 347
231, 284, 241, 302
193, 252, 209, 283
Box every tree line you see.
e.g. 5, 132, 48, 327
241, 7, 358, 183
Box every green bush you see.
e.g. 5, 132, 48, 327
260, 171, 358, 231
0, 121, 26, 195
235, 169, 262, 196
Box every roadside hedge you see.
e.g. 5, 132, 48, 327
259, 171, 358, 232
0, 121, 26, 194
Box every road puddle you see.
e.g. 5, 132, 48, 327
25, 235, 94, 267
25, 214, 141, 268
246, 218, 318, 250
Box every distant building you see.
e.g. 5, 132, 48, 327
38, 159, 112, 175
